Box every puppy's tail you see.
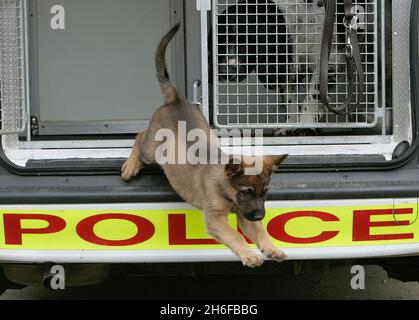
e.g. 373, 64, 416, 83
156, 23, 182, 105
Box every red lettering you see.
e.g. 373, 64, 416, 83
3, 214, 66, 245
238, 228, 253, 244
77, 214, 155, 246
353, 208, 414, 241
267, 211, 340, 244
169, 214, 218, 245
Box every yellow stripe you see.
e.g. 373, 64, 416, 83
0, 203, 417, 250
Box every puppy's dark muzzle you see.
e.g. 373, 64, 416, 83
244, 210, 266, 222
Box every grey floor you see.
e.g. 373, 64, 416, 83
1, 264, 419, 300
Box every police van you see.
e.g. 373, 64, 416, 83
0, 0, 418, 292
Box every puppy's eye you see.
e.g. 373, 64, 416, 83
241, 188, 255, 197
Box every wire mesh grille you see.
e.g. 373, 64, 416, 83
211, 0, 379, 129
0, 0, 27, 134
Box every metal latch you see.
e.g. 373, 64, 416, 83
192, 80, 203, 109
197, 0, 211, 11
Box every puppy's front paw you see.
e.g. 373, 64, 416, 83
240, 252, 264, 268
121, 157, 141, 181
263, 247, 287, 263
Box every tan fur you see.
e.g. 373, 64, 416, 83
122, 25, 288, 267
155, 23, 182, 105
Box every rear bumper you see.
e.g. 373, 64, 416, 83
1, 199, 418, 264
1, 246, 419, 264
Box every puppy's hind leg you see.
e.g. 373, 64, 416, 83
237, 215, 287, 263
121, 131, 146, 181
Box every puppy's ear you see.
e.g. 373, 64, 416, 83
264, 155, 289, 173
225, 158, 244, 178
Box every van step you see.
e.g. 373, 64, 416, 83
25, 155, 386, 170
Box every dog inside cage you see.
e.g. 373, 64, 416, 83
209, 0, 386, 137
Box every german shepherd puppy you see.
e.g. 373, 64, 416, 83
122, 24, 288, 268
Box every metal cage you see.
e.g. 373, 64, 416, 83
0, 0, 28, 135
211, 0, 380, 130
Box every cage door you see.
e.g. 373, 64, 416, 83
0, 0, 29, 135
209, 0, 380, 130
